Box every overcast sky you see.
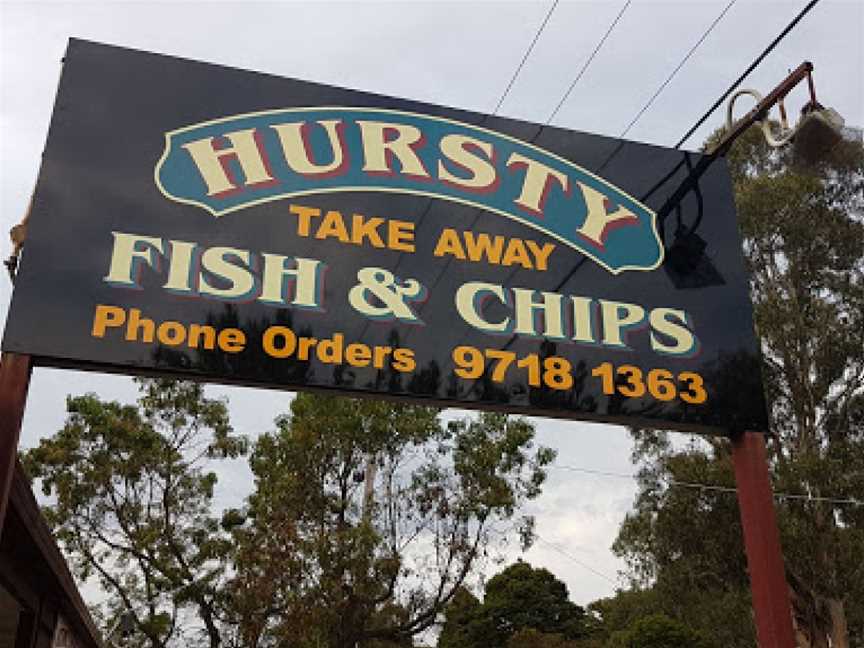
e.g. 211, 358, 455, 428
1, 0, 862, 611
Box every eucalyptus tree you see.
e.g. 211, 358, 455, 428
23, 378, 247, 648
612, 128, 864, 647
228, 393, 555, 648
437, 561, 588, 648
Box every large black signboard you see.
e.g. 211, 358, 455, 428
2, 39, 768, 435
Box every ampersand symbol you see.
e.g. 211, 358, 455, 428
348, 267, 427, 323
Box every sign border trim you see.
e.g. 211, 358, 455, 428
154, 106, 665, 275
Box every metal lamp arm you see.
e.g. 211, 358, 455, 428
726, 88, 795, 149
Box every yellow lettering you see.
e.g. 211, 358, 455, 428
262, 326, 297, 358
290, 204, 322, 237
104, 232, 164, 288
91, 305, 126, 337
437, 134, 497, 191
388, 219, 415, 252
600, 300, 646, 348
126, 308, 155, 343
271, 120, 346, 176
188, 324, 217, 349
506, 152, 568, 216
198, 247, 256, 299
433, 228, 466, 259
575, 182, 638, 247
181, 129, 273, 196
463, 232, 504, 264
649, 308, 696, 356
351, 214, 385, 247
218, 328, 246, 353
358, 121, 430, 179
525, 240, 555, 271
501, 239, 532, 268
315, 210, 350, 242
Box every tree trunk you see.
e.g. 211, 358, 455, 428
827, 598, 849, 648
795, 628, 811, 648
198, 599, 222, 648
362, 454, 377, 521
791, 604, 812, 648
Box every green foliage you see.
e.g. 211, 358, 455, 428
437, 588, 488, 648
438, 561, 587, 648
24, 383, 552, 648
483, 562, 587, 642
507, 628, 579, 648
612, 128, 864, 647
230, 393, 555, 648
611, 438, 755, 647
581, 588, 663, 644
608, 614, 708, 648
22, 378, 247, 648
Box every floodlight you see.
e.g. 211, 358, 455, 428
793, 104, 845, 164
723, 66, 846, 165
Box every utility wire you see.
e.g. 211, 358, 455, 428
424, 0, 635, 351
597, 0, 814, 170
532, 449, 862, 584
354, 1, 558, 344
534, 534, 618, 584
441, 4, 645, 345
385, 0, 561, 345
492, 0, 560, 115
619, 0, 738, 139
545, 0, 632, 126
674, 0, 822, 149
548, 462, 864, 507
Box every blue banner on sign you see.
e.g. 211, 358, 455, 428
156, 108, 663, 274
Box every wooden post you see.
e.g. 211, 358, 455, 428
732, 430, 797, 647
0, 352, 33, 534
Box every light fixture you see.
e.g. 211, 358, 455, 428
724, 64, 846, 165
793, 104, 845, 164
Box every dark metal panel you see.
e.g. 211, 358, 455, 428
2, 39, 769, 435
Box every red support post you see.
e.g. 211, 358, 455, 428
732, 430, 796, 648
0, 352, 33, 534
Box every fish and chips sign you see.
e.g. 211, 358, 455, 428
2, 40, 768, 435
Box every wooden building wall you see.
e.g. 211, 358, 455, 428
0, 463, 101, 648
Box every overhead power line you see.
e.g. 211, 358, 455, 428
619, 0, 738, 139
675, 0, 823, 148
545, 0, 632, 126
356, 1, 558, 343
534, 534, 618, 585
548, 462, 864, 507
437, 0, 634, 349
492, 0, 560, 115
